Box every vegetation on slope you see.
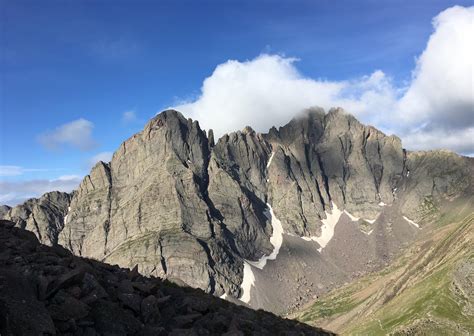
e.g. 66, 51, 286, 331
295, 201, 473, 335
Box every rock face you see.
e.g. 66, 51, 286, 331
0, 191, 71, 246
2, 108, 473, 313
0, 219, 332, 335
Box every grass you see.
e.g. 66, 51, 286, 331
296, 209, 473, 335
348, 215, 473, 335
300, 294, 361, 322
349, 258, 472, 335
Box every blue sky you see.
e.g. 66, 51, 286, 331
1, 0, 473, 205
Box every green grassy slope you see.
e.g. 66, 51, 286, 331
295, 202, 473, 335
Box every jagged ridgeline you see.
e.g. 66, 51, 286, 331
2, 108, 473, 314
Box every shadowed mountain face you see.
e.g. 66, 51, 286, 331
2, 108, 473, 314
1, 191, 72, 246
0, 219, 332, 335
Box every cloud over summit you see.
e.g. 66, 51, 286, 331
176, 6, 474, 155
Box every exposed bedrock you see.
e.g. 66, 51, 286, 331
2, 107, 472, 313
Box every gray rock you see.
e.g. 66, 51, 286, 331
90, 299, 143, 335
0, 269, 56, 335
0, 221, 333, 335
0, 191, 72, 246
2, 108, 472, 314
141, 294, 161, 323
0, 205, 11, 218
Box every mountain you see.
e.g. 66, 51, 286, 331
2, 108, 472, 316
295, 197, 473, 335
1, 191, 72, 246
0, 219, 332, 335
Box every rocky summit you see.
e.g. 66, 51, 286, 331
0, 219, 332, 335
1, 108, 473, 315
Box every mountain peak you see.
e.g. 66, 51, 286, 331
242, 125, 256, 135
2, 107, 472, 318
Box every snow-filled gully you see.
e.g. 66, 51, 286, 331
238, 202, 382, 303
239, 203, 283, 303
403, 216, 420, 228
302, 202, 343, 252
266, 152, 275, 169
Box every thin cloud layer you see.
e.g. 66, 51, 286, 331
88, 151, 113, 169
122, 110, 137, 123
38, 118, 97, 151
0, 175, 82, 206
0, 165, 48, 177
176, 6, 474, 155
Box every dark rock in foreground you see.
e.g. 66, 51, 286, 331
0, 220, 333, 336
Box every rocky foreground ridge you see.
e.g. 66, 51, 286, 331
2, 107, 473, 313
0, 219, 332, 335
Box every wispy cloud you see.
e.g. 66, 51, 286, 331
176, 6, 474, 155
0, 165, 50, 177
87, 151, 113, 169
90, 36, 140, 61
38, 118, 97, 151
0, 175, 82, 206
122, 110, 137, 123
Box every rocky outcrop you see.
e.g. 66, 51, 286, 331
0, 191, 71, 246
400, 150, 474, 222
263, 107, 405, 235
0, 219, 332, 335
59, 111, 247, 298
0, 205, 11, 218
3, 108, 473, 314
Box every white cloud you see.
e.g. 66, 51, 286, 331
88, 151, 113, 168
398, 6, 474, 130
175, 6, 474, 155
0, 166, 48, 177
122, 110, 137, 123
38, 118, 97, 151
403, 127, 474, 154
0, 175, 82, 206
176, 55, 345, 137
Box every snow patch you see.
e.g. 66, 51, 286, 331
344, 210, 359, 221
239, 203, 284, 303
392, 188, 398, 199
301, 202, 343, 251
367, 229, 374, 235
63, 206, 71, 223
378, 201, 386, 206
220, 293, 228, 300
240, 261, 255, 303
403, 216, 420, 228
266, 152, 275, 169
365, 218, 377, 224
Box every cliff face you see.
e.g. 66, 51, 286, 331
1, 191, 71, 246
2, 108, 472, 312
0, 219, 332, 336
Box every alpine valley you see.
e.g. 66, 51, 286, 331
2, 107, 473, 335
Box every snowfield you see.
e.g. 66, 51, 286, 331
266, 152, 275, 169
403, 216, 420, 228
302, 202, 343, 251
344, 209, 360, 221
239, 203, 284, 303
64, 206, 71, 223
